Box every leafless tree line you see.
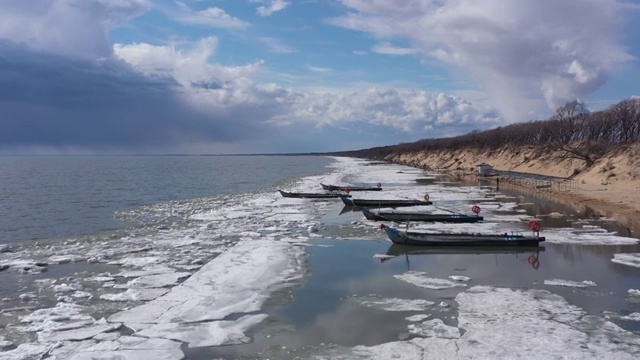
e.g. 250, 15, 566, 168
332, 98, 640, 167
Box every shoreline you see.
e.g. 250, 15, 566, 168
437, 169, 640, 237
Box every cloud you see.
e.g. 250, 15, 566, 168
1, 36, 500, 153
331, 0, 635, 121
287, 87, 500, 132
257, 36, 296, 53
0, 0, 503, 154
0, 40, 278, 153
308, 65, 333, 73
254, 0, 291, 16
371, 42, 418, 56
172, 2, 249, 29
0, 0, 149, 57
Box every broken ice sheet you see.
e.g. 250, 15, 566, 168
394, 271, 467, 290
344, 295, 434, 311
543, 279, 598, 288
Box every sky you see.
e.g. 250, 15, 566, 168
1, 0, 640, 155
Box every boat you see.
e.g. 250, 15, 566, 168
321, 183, 383, 191
381, 224, 545, 246
362, 208, 483, 223
339, 194, 432, 208
279, 190, 350, 199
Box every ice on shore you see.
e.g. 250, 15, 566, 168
544, 228, 639, 245
612, 253, 640, 268
394, 271, 468, 290
107, 239, 306, 347
135, 314, 269, 347
544, 279, 598, 288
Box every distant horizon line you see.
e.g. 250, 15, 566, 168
0, 152, 352, 157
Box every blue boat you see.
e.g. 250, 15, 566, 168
381, 224, 545, 247
339, 194, 432, 208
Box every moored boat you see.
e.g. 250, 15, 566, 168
362, 208, 483, 223
339, 194, 432, 208
321, 183, 383, 191
381, 224, 545, 247
279, 190, 350, 199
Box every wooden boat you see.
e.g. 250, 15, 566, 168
362, 208, 483, 223
321, 183, 382, 191
339, 194, 432, 208
279, 190, 350, 199
381, 224, 545, 246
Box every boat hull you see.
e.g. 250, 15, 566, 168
279, 190, 349, 199
362, 209, 483, 223
340, 195, 432, 208
321, 183, 382, 191
383, 226, 545, 247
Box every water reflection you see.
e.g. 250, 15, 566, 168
381, 244, 545, 270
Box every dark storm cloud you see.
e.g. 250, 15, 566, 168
0, 41, 272, 151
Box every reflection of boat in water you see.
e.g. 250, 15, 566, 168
382, 244, 544, 269
385, 244, 545, 257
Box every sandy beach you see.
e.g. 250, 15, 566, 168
386, 143, 640, 234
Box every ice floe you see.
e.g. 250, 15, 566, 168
408, 318, 460, 339
449, 275, 472, 282
544, 279, 598, 288
106, 239, 305, 348
394, 271, 468, 290
629, 289, 640, 296
344, 295, 435, 311
544, 227, 639, 245
612, 253, 640, 268
621, 313, 640, 321
310, 286, 640, 359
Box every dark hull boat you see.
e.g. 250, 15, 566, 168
382, 225, 545, 247
321, 183, 383, 191
362, 209, 483, 223
279, 190, 350, 199
340, 195, 432, 208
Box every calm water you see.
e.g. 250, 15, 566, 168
0, 155, 333, 244
1, 156, 639, 359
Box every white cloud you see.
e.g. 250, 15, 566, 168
173, 2, 249, 29
254, 0, 291, 16
257, 36, 296, 53
114, 38, 262, 94
115, 39, 499, 134
372, 42, 418, 56
0, 0, 149, 57
331, 0, 635, 121
289, 87, 500, 132
308, 65, 332, 73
